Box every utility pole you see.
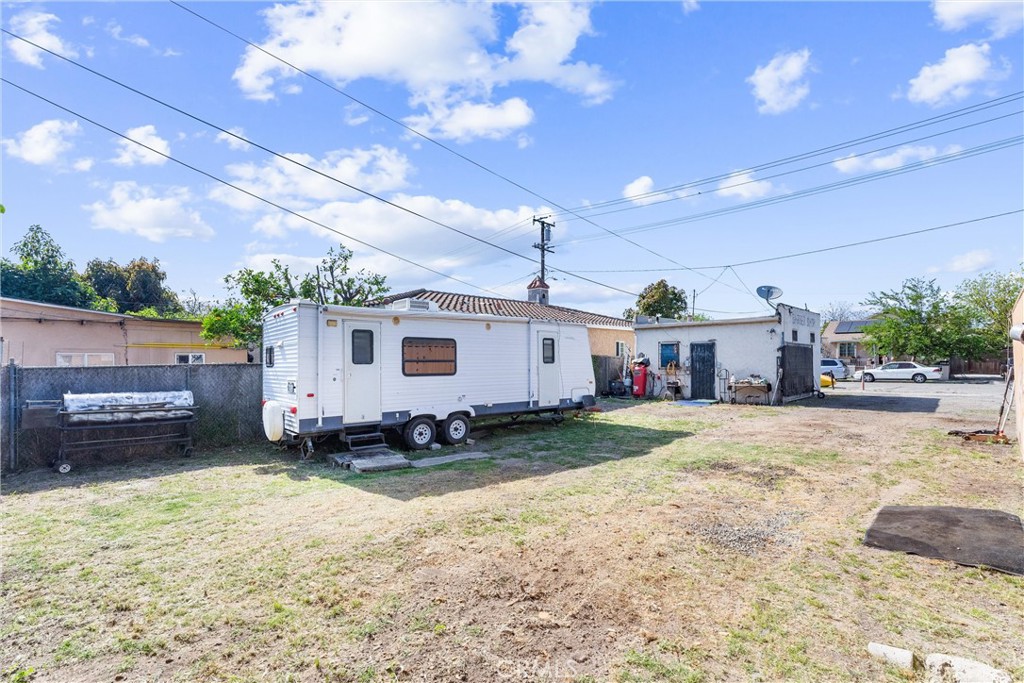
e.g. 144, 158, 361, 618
532, 216, 555, 283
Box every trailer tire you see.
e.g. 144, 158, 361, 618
56, 462, 72, 475
440, 414, 470, 445
403, 417, 436, 450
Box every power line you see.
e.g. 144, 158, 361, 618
563, 109, 1022, 223
566, 136, 1022, 245
550, 92, 1024, 218
569, 210, 1023, 272
161, 6, 740, 292
0, 32, 640, 298
2, 78, 500, 296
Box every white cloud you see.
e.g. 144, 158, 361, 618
404, 97, 534, 142
622, 176, 659, 206
747, 48, 812, 114
209, 145, 413, 211
681, 0, 700, 15
247, 195, 547, 275
933, 1, 1023, 39
906, 42, 1009, 107
831, 144, 962, 173
7, 10, 79, 68
215, 127, 252, 151
73, 158, 94, 172
2, 119, 81, 165
717, 171, 773, 200
232, 1, 614, 141
344, 104, 370, 126
927, 249, 995, 274
112, 125, 171, 166
106, 21, 149, 48
85, 182, 215, 242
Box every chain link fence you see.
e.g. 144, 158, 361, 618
1, 362, 263, 472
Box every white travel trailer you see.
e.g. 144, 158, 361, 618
261, 300, 597, 453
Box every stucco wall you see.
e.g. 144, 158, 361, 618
1, 299, 246, 366
635, 319, 780, 401
587, 326, 634, 357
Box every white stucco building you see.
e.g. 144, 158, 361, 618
633, 303, 821, 404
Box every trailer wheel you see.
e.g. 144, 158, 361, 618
440, 414, 470, 445
403, 417, 436, 450
56, 462, 72, 475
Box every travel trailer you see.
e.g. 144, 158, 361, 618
261, 300, 596, 454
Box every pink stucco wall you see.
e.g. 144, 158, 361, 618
1, 298, 247, 366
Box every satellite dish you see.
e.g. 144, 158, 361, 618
756, 285, 783, 303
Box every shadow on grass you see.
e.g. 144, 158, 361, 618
2, 417, 696, 501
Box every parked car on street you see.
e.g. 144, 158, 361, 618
854, 361, 943, 383
820, 358, 850, 380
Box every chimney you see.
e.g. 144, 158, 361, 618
527, 276, 549, 305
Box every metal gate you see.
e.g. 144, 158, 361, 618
780, 345, 814, 397
690, 342, 716, 400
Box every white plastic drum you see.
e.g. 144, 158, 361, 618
262, 401, 286, 441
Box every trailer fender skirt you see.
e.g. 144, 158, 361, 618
263, 401, 286, 441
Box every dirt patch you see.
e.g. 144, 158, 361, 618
2, 385, 1022, 682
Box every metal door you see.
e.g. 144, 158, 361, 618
690, 342, 716, 400
537, 331, 560, 407
343, 321, 381, 424
780, 344, 813, 396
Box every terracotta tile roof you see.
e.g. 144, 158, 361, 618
371, 289, 632, 329
527, 276, 549, 290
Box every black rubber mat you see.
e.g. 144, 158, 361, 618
864, 506, 1024, 575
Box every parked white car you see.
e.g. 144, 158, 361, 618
820, 358, 850, 380
855, 362, 943, 383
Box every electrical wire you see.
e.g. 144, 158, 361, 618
157, 8, 746, 290
0, 34, 641, 298
570, 209, 1023, 272
2, 78, 505, 296
566, 136, 1022, 245
550, 92, 1024, 217
561, 109, 1022, 223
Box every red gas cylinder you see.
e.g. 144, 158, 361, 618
632, 365, 648, 397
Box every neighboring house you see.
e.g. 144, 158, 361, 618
0, 297, 248, 366
634, 303, 821, 404
370, 278, 635, 357
820, 319, 876, 365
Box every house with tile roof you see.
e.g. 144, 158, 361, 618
371, 280, 634, 358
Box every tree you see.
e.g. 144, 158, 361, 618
84, 257, 182, 315
952, 268, 1024, 357
201, 244, 388, 347
819, 300, 872, 323
860, 277, 987, 363
623, 279, 687, 321
1, 225, 98, 308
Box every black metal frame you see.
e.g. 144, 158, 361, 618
55, 402, 198, 473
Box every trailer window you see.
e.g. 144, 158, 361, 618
352, 330, 374, 365
265, 346, 275, 367
402, 337, 456, 376
542, 338, 556, 364
659, 342, 679, 368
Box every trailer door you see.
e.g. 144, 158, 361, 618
343, 321, 381, 424
537, 331, 560, 407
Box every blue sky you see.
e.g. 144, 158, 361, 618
3, 1, 1022, 319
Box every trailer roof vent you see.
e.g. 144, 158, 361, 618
391, 298, 436, 312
